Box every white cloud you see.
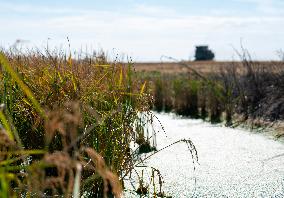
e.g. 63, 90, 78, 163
0, 2, 283, 61
131, 4, 177, 17
0, 2, 83, 14
235, 0, 284, 15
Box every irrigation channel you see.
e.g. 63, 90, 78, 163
124, 112, 284, 197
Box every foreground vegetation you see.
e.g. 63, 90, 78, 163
137, 53, 284, 130
0, 48, 165, 197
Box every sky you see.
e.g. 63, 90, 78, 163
0, 0, 283, 61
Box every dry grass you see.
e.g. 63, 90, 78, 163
134, 61, 284, 75
0, 48, 154, 197
0, 48, 199, 197
135, 59, 284, 127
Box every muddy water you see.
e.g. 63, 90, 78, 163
124, 113, 284, 197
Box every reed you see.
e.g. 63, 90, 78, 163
136, 55, 284, 127
0, 48, 156, 197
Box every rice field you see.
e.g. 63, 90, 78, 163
0, 49, 160, 197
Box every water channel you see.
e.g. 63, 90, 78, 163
124, 112, 284, 197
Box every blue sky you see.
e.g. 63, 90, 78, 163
0, 0, 283, 61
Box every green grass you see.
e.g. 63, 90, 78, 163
0, 49, 153, 197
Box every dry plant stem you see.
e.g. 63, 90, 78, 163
122, 138, 198, 180
0, 49, 151, 197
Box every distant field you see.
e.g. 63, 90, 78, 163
134, 61, 284, 75
134, 60, 284, 128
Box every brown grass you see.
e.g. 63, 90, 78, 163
134, 61, 284, 75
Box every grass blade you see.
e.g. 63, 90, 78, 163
0, 53, 46, 119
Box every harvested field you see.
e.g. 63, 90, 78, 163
134, 59, 284, 129
134, 61, 284, 75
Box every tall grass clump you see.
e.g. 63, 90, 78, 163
222, 53, 284, 125
136, 53, 284, 128
0, 48, 157, 197
172, 77, 199, 118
